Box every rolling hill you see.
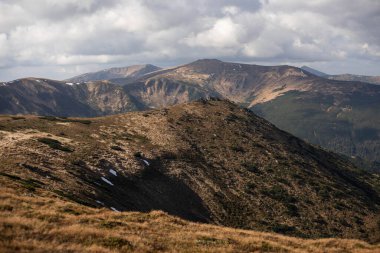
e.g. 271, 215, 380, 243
0, 99, 379, 244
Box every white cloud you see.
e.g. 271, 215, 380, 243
0, 0, 379, 81
183, 17, 245, 49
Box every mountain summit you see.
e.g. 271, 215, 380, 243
300, 66, 328, 77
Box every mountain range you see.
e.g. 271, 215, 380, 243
1, 59, 380, 172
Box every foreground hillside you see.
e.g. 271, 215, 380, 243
1, 182, 379, 253
0, 99, 379, 243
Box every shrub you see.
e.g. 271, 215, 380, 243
244, 182, 256, 193
71, 160, 86, 167
160, 151, 177, 160
110, 145, 124, 151
0, 173, 42, 191
21, 179, 44, 192
286, 203, 299, 217
231, 145, 245, 153
38, 137, 73, 152
0, 172, 21, 180
272, 224, 296, 234
263, 185, 297, 203
134, 152, 142, 158
242, 162, 260, 173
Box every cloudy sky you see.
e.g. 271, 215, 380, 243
1, 0, 380, 81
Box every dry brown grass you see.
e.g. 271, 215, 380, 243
0, 181, 379, 253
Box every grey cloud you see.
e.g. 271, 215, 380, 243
0, 0, 379, 81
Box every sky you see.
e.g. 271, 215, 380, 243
1, 0, 380, 81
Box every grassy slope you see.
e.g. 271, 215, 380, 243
0, 100, 379, 246
1, 179, 379, 253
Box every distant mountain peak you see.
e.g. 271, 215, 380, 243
189, 59, 223, 65
65, 64, 161, 83
300, 66, 328, 77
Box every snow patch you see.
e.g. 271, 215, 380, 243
36, 80, 41, 83
110, 207, 120, 212
101, 177, 114, 186
65, 82, 74, 86
96, 200, 104, 205
143, 159, 150, 166
109, 169, 117, 176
